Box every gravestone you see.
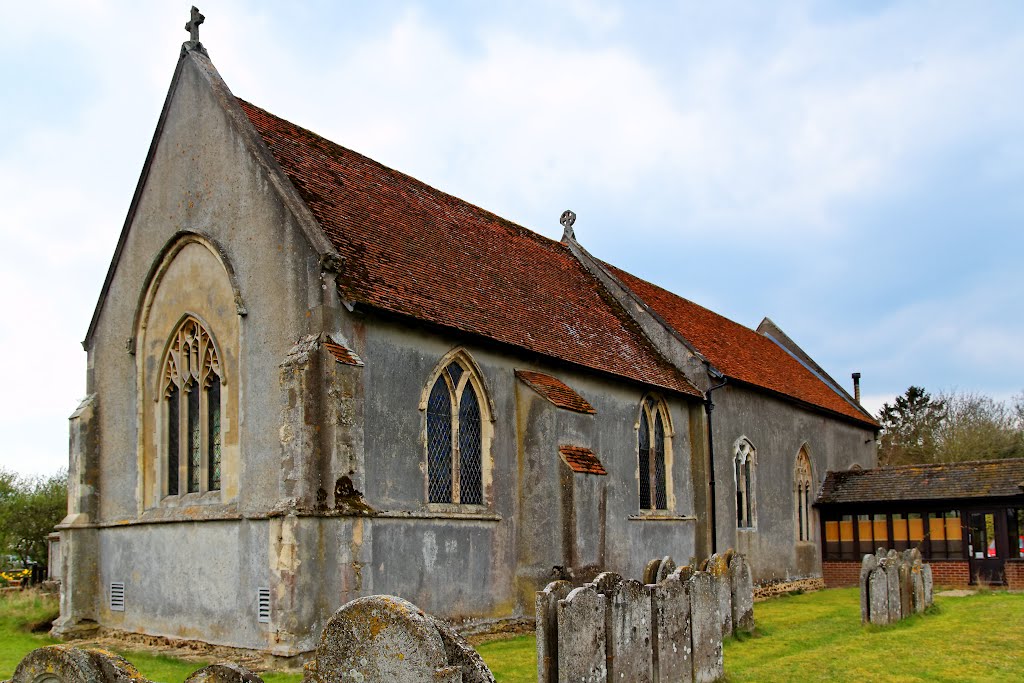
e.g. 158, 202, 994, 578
557, 585, 607, 683
898, 562, 913, 619
868, 568, 889, 625
729, 553, 754, 633
604, 579, 653, 683
911, 562, 925, 615
591, 571, 625, 595
882, 558, 901, 623
922, 564, 934, 608
673, 564, 694, 584
184, 663, 265, 683
859, 553, 878, 624
651, 573, 692, 683
537, 580, 573, 683
644, 558, 663, 585
656, 556, 677, 583
302, 595, 465, 683
425, 614, 496, 683
9, 645, 149, 683
689, 572, 723, 683
707, 553, 733, 637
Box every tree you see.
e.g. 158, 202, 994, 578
936, 390, 1024, 463
0, 469, 67, 568
876, 386, 946, 465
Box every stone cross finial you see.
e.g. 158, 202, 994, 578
560, 209, 576, 241
186, 6, 205, 41
181, 6, 208, 56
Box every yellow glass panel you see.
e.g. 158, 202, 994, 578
946, 516, 962, 541
858, 520, 873, 542
929, 517, 946, 541
839, 520, 854, 542
873, 518, 889, 541
909, 517, 924, 542
825, 521, 839, 542
893, 517, 908, 541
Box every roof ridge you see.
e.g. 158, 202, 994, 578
870, 457, 1024, 472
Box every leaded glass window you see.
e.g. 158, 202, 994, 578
795, 448, 813, 541
638, 396, 670, 511
162, 316, 223, 498
425, 356, 488, 506
735, 438, 756, 528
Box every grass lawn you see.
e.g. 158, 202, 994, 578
3, 587, 1023, 682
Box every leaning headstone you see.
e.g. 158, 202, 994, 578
860, 553, 878, 624
898, 562, 913, 620
707, 553, 733, 637
689, 572, 723, 683
302, 595, 464, 683
651, 573, 692, 683
643, 558, 663, 585
557, 585, 607, 683
10, 645, 150, 683
604, 579, 653, 683
656, 556, 677, 583
883, 558, 901, 623
537, 580, 573, 683
426, 614, 497, 683
591, 571, 624, 595
922, 564, 934, 608
868, 568, 889, 626
185, 663, 265, 683
729, 553, 755, 633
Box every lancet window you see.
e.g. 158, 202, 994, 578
735, 438, 756, 528
795, 447, 813, 541
426, 356, 486, 506
638, 396, 670, 510
163, 317, 222, 496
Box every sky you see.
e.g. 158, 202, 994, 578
1, 1, 1021, 477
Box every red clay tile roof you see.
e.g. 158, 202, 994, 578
239, 99, 699, 398
324, 337, 363, 366
559, 446, 607, 475
817, 459, 1024, 504
606, 265, 878, 428
515, 370, 596, 414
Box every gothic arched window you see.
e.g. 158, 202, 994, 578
425, 354, 489, 506
163, 317, 222, 496
735, 437, 756, 528
795, 447, 813, 542
638, 396, 670, 510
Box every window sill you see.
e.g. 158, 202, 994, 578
376, 509, 502, 522
159, 490, 225, 507
738, 526, 758, 533
628, 514, 696, 522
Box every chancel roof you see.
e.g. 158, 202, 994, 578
816, 459, 1024, 505
239, 99, 700, 398
606, 265, 878, 428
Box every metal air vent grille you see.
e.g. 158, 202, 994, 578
257, 587, 270, 624
110, 582, 125, 612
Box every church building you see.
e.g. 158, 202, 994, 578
55, 13, 878, 654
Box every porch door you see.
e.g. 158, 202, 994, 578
967, 510, 1006, 585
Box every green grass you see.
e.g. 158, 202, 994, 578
4, 588, 1023, 682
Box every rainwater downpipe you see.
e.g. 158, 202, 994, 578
704, 368, 727, 555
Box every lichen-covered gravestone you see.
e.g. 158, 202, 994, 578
728, 553, 754, 633
860, 553, 878, 624
651, 573, 692, 683
911, 562, 926, 614
707, 553, 733, 637
898, 561, 913, 619
184, 663, 265, 683
537, 580, 574, 683
9, 645, 150, 683
557, 585, 607, 683
922, 564, 934, 608
883, 557, 901, 623
868, 568, 889, 625
656, 556, 677, 583
688, 571, 723, 683
591, 571, 625, 595
604, 579, 652, 683
643, 558, 664, 585
301, 594, 484, 683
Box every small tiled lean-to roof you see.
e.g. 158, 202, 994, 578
515, 370, 596, 414
559, 446, 607, 475
606, 265, 878, 428
324, 337, 363, 366
817, 459, 1024, 505
240, 100, 699, 398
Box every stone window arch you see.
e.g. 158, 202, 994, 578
421, 350, 493, 507
162, 315, 224, 496
795, 446, 814, 542
638, 395, 672, 511
734, 437, 756, 529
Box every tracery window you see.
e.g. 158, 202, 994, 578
426, 356, 486, 505
638, 396, 670, 510
163, 317, 222, 496
735, 438, 756, 528
795, 447, 813, 541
